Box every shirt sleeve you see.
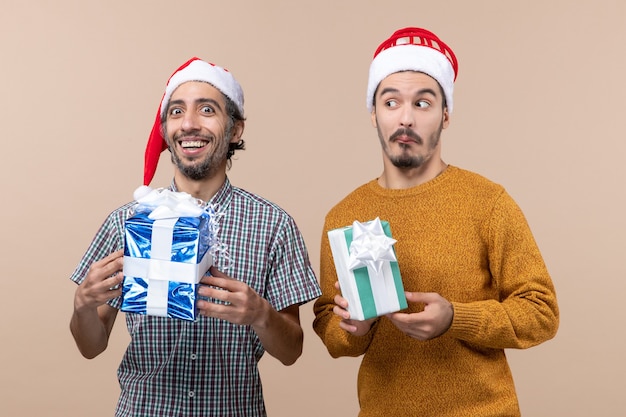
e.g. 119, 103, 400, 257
448, 191, 560, 349
264, 214, 321, 312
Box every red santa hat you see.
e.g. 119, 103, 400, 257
366, 27, 458, 114
143, 57, 244, 186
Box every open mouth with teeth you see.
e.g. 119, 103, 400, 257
180, 140, 208, 149
177, 139, 212, 155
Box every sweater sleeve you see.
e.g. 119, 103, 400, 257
448, 191, 559, 349
312, 219, 377, 358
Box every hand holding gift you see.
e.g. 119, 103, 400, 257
74, 250, 125, 312
197, 266, 269, 325
331, 281, 378, 336
386, 292, 454, 340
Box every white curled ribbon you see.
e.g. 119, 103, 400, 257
347, 217, 397, 274
131, 185, 231, 267
204, 204, 232, 270
133, 186, 205, 219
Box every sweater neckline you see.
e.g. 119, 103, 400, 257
367, 165, 457, 197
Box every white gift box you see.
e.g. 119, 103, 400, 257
327, 218, 407, 320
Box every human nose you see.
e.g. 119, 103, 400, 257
181, 111, 200, 131
399, 105, 414, 127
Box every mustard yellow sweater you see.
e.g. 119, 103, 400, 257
313, 166, 559, 417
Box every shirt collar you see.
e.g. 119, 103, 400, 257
169, 176, 233, 212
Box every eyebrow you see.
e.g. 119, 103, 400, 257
378, 87, 439, 98
168, 97, 223, 112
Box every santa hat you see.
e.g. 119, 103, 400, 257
366, 27, 458, 114
143, 57, 245, 186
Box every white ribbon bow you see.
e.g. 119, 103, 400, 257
347, 217, 397, 274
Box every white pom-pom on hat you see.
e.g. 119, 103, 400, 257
133, 185, 153, 201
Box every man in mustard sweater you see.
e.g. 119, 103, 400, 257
313, 27, 559, 417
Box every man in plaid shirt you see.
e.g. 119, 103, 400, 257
69, 57, 321, 417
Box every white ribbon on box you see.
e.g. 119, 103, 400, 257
123, 187, 213, 317
328, 218, 404, 320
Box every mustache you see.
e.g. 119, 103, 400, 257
390, 128, 422, 144
173, 132, 212, 141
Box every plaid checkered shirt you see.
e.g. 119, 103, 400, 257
70, 178, 321, 417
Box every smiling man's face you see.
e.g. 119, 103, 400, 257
163, 81, 238, 181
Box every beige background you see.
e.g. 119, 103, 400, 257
1, 1, 624, 416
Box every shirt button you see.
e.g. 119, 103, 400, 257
190, 354, 197, 360
188, 391, 195, 398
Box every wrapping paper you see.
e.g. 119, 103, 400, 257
121, 188, 217, 321
328, 218, 407, 320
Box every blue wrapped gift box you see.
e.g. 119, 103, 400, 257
122, 212, 213, 321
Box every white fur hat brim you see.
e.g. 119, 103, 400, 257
367, 44, 455, 114
161, 59, 244, 118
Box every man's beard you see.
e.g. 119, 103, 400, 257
378, 122, 443, 169
166, 127, 232, 181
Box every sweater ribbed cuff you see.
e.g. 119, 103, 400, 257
449, 302, 483, 340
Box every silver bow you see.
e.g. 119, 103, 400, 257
347, 218, 397, 274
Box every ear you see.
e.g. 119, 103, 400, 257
370, 110, 378, 128
230, 120, 245, 143
442, 108, 450, 129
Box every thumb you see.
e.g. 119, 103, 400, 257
405, 291, 432, 304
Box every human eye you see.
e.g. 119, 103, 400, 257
200, 105, 215, 114
169, 107, 183, 117
385, 99, 399, 108
415, 100, 431, 109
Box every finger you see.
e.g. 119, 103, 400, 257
405, 291, 433, 303
196, 300, 221, 319
94, 254, 124, 277
197, 299, 237, 322
97, 249, 124, 267
197, 298, 226, 312
333, 293, 349, 309
201, 275, 239, 291
338, 320, 358, 333
208, 265, 227, 277
104, 271, 124, 289
333, 304, 350, 320
390, 309, 431, 328
106, 286, 124, 301
198, 283, 233, 304
386, 312, 413, 325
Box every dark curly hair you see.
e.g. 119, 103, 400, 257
223, 94, 246, 169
